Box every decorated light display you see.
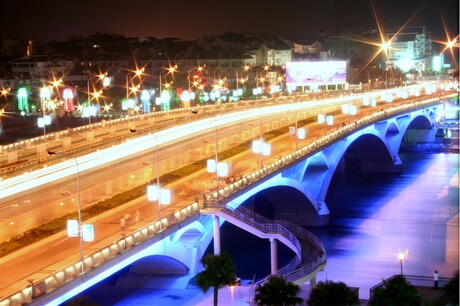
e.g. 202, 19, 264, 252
17, 87, 29, 114
62, 88, 75, 113
140, 89, 151, 113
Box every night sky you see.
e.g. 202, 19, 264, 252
1, 0, 458, 43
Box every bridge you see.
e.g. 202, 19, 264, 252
0, 85, 457, 305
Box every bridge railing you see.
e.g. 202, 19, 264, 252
207, 201, 326, 285
0, 202, 200, 306
221, 206, 302, 253
234, 206, 326, 284
220, 206, 302, 276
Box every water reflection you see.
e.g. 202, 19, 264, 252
311, 152, 459, 299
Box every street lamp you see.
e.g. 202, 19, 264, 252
147, 134, 171, 231
290, 104, 306, 151
236, 64, 251, 90
159, 65, 177, 96
380, 40, 391, 91
1, 87, 10, 104
251, 116, 270, 168
256, 65, 270, 90
39, 86, 51, 137
398, 252, 405, 275
206, 117, 229, 201
48, 151, 88, 273
126, 68, 145, 102
317, 113, 334, 133
87, 72, 108, 125
188, 64, 205, 92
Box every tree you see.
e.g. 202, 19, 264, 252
254, 275, 303, 306
368, 275, 421, 306
308, 280, 359, 306
195, 252, 237, 306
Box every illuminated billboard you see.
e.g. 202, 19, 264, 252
286, 61, 347, 86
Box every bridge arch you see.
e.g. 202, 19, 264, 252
234, 108, 438, 227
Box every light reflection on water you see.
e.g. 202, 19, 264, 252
312, 152, 459, 299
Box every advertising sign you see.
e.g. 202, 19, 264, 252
286, 61, 347, 86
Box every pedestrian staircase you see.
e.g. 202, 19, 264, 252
202, 203, 327, 285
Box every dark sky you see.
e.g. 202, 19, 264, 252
1, 0, 458, 43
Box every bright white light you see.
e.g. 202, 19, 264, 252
386, 94, 393, 103
326, 115, 334, 125
317, 114, 325, 124
37, 117, 44, 128
181, 90, 191, 102
40, 87, 51, 99
207, 159, 216, 173
252, 139, 263, 154
67, 220, 79, 237
44, 115, 52, 125
103, 77, 111, 87
63, 89, 74, 99
297, 128, 306, 140
262, 143, 271, 156
147, 184, 159, 201
147, 184, 171, 205
349, 105, 357, 115
217, 162, 229, 177
160, 189, 171, 205
140, 90, 150, 101
161, 91, 170, 103
363, 97, 370, 106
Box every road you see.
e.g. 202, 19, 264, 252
0, 93, 369, 240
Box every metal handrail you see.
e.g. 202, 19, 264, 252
211, 203, 326, 285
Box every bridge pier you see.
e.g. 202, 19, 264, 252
310, 276, 317, 288
270, 238, 278, 274
212, 214, 221, 255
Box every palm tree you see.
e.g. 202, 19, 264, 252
254, 275, 303, 306
308, 280, 359, 306
368, 275, 421, 306
195, 252, 237, 306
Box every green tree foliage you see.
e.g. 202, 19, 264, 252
254, 275, 303, 306
368, 275, 421, 306
308, 280, 359, 306
195, 252, 237, 306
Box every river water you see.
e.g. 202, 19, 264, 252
218, 151, 459, 299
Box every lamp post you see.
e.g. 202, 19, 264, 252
380, 40, 391, 91
236, 64, 250, 91
39, 86, 51, 138
147, 134, 171, 231
74, 158, 84, 273
318, 112, 334, 134
398, 252, 405, 275
48, 151, 85, 273
188, 65, 205, 92
87, 73, 108, 125
252, 116, 270, 169
126, 68, 144, 101
206, 117, 229, 203
159, 65, 177, 96
256, 65, 270, 91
